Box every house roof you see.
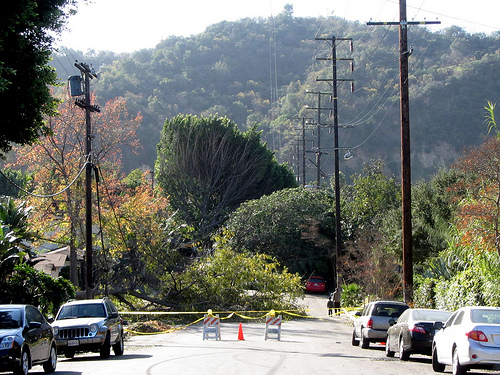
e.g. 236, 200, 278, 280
33, 246, 82, 275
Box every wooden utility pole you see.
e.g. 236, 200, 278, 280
399, 0, 413, 306
74, 62, 100, 299
368, 0, 440, 304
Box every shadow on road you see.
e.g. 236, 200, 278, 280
58, 353, 152, 362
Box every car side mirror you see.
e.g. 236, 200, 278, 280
109, 312, 119, 319
28, 321, 42, 330
388, 318, 396, 326
354, 311, 361, 317
433, 321, 444, 330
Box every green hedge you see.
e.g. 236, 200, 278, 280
415, 268, 486, 311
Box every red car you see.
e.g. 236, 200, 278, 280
305, 276, 326, 293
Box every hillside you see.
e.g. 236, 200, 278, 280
51, 9, 500, 181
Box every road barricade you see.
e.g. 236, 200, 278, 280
203, 312, 221, 340
265, 314, 282, 341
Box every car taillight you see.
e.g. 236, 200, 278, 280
467, 330, 488, 342
367, 318, 373, 328
409, 325, 426, 334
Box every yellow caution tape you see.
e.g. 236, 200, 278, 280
122, 306, 361, 335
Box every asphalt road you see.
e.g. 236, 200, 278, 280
26, 295, 500, 375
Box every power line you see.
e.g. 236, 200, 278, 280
0, 160, 89, 199
386, 0, 500, 32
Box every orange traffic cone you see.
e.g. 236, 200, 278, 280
238, 322, 245, 340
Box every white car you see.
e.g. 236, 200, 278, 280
432, 306, 500, 375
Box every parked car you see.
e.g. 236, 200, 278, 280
352, 300, 409, 349
51, 297, 124, 359
305, 276, 326, 293
0, 304, 57, 375
386, 308, 452, 360
432, 306, 500, 375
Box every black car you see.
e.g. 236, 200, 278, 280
385, 308, 451, 360
0, 304, 57, 375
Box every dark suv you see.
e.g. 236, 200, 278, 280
51, 298, 124, 359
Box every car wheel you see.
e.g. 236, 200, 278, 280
452, 347, 467, 375
385, 337, 395, 357
13, 349, 29, 375
100, 332, 111, 359
43, 345, 57, 373
360, 331, 370, 349
351, 329, 359, 346
399, 337, 410, 361
113, 331, 124, 356
432, 345, 446, 373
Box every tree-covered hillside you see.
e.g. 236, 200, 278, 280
51, 7, 500, 181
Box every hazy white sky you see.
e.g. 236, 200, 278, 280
56, 0, 500, 53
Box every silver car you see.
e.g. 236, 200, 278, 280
432, 306, 500, 375
352, 300, 409, 349
51, 298, 124, 359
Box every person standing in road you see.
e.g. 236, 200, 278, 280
333, 287, 341, 315
327, 297, 334, 316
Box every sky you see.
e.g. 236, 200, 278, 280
56, 0, 500, 53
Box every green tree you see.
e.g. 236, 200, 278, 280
0, 197, 74, 314
156, 115, 296, 239
341, 160, 400, 236
339, 161, 401, 298
411, 168, 462, 265
122, 168, 148, 190
0, 0, 81, 156
0, 197, 33, 284
225, 187, 332, 277
0, 169, 32, 198
178, 237, 304, 312
2, 263, 75, 316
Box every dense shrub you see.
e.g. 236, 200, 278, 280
0, 263, 75, 316
434, 268, 485, 311
413, 276, 437, 309
341, 283, 363, 308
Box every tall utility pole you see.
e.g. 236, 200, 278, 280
368, 1, 439, 303
73, 62, 100, 298
293, 116, 314, 186
301, 118, 307, 185
305, 91, 332, 187
315, 36, 354, 289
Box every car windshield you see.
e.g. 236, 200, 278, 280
413, 310, 451, 322
471, 309, 500, 324
57, 304, 106, 319
0, 309, 22, 328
